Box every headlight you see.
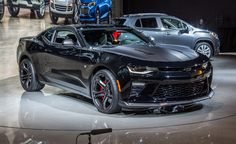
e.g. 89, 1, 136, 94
127, 66, 159, 74
202, 62, 208, 69
210, 32, 219, 39
88, 2, 96, 6
50, 0, 53, 3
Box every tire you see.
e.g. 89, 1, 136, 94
195, 42, 213, 58
7, 0, 20, 17
19, 59, 45, 92
72, 4, 80, 24
0, 0, 4, 21
49, 8, 58, 24
95, 9, 100, 24
107, 11, 112, 24
91, 70, 121, 114
36, 0, 45, 19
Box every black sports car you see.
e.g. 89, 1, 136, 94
17, 25, 214, 114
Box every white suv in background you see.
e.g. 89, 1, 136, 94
49, 0, 80, 24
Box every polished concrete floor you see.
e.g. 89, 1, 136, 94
1, 8, 236, 144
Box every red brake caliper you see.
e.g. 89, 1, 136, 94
99, 80, 107, 102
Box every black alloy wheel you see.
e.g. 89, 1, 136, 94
96, 9, 100, 24
91, 70, 121, 114
7, 0, 20, 17
19, 59, 45, 91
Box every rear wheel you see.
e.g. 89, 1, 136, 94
36, 0, 46, 19
91, 70, 121, 114
7, 0, 20, 17
195, 42, 213, 58
19, 59, 45, 92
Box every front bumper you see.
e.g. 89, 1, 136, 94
119, 89, 213, 109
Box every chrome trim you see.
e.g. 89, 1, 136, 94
119, 90, 214, 108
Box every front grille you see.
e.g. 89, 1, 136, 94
80, 8, 89, 15
153, 80, 208, 102
55, 4, 72, 12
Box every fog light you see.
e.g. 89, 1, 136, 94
130, 82, 145, 97
197, 69, 203, 75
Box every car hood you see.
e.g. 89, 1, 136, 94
98, 44, 200, 62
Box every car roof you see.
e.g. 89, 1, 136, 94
122, 13, 168, 18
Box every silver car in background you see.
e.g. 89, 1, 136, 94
49, 0, 80, 24
115, 13, 220, 58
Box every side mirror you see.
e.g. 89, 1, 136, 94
149, 36, 155, 41
62, 39, 74, 46
179, 28, 189, 34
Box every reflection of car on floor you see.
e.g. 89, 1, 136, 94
49, 0, 80, 24
7, 0, 48, 18
114, 13, 220, 58
80, 0, 112, 24
17, 25, 213, 114
0, 0, 4, 21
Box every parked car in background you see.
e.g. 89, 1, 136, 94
114, 13, 220, 58
0, 0, 4, 21
49, 0, 80, 24
17, 25, 213, 114
7, 0, 48, 18
80, 0, 112, 24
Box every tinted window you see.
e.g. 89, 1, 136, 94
54, 30, 77, 44
161, 18, 183, 29
141, 18, 158, 28
135, 19, 141, 27
81, 29, 148, 46
44, 30, 54, 42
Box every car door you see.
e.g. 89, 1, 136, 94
43, 28, 90, 96
158, 17, 193, 47
133, 17, 164, 44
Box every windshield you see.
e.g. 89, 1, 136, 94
81, 29, 149, 47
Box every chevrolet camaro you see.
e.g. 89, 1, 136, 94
17, 25, 214, 114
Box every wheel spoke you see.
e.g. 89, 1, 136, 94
93, 90, 105, 99
103, 97, 109, 110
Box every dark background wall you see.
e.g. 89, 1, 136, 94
123, 0, 236, 52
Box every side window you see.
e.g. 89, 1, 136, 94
54, 30, 78, 45
140, 18, 158, 28
161, 18, 183, 29
135, 19, 141, 27
43, 30, 54, 42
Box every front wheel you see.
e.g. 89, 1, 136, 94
7, 0, 20, 17
195, 42, 213, 58
91, 70, 121, 114
19, 59, 45, 92
36, 0, 46, 19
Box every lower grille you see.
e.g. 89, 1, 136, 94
154, 80, 208, 102
80, 8, 89, 15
